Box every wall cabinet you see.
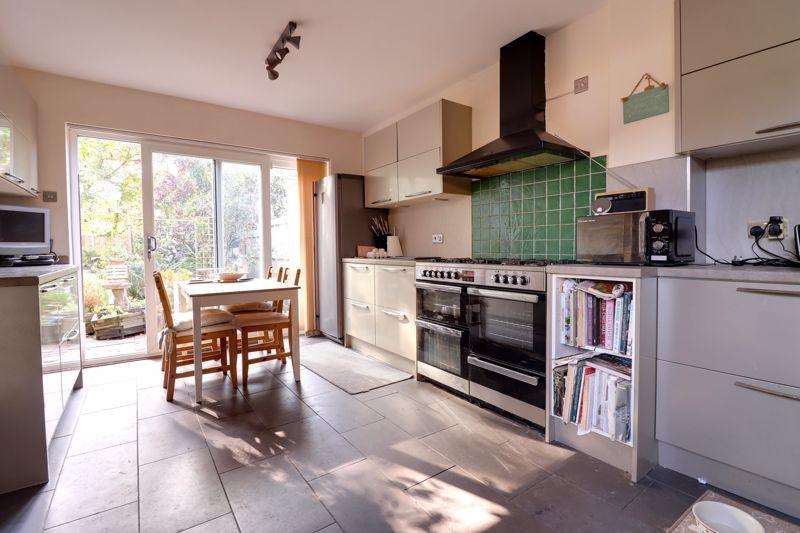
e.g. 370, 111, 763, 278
363, 123, 397, 172
362, 99, 472, 206
364, 162, 398, 208
677, 0, 800, 157
0, 64, 38, 196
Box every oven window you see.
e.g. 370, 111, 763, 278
416, 285, 463, 326
469, 294, 546, 373
417, 322, 465, 376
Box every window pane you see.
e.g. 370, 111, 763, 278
220, 161, 263, 277
269, 166, 301, 268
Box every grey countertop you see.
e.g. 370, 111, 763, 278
546, 262, 800, 284
342, 257, 416, 267
0, 264, 78, 287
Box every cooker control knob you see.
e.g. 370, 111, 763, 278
652, 240, 666, 251
446, 271, 453, 279
438, 271, 445, 278
652, 222, 665, 234
422, 270, 429, 277
501, 275, 509, 284
519, 275, 529, 286
452, 272, 461, 280
493, 274, 501, 283
510, 275, 518, 285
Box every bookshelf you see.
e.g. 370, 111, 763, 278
545, 265, 658, 482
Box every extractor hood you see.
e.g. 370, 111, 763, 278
437, 32, 587, 178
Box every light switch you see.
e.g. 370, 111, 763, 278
43, 191, 57, 202
432, 234, 444, 244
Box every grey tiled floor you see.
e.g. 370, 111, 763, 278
2, 338, 718, 532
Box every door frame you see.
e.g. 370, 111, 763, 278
67, 125, 312, 366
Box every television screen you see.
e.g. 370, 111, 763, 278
0, 209, 46, 243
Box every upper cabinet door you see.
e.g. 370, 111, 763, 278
680, 0, 800, 74
680, 40, 800, 152
364, 162, 398, 208
397, 148, 443, 201
364, 123, 397, 172
397, 101, 441, 161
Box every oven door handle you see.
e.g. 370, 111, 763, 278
466, 288, 539, 303
415, 319, 463, 337
415, 282, 462, 293
467, 356, 540, 386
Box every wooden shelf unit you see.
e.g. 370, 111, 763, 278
545, 267, 658, 482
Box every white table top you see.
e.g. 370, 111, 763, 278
180, 279, 300, 298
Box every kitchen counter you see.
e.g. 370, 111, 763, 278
342, 257, 416, 267
655, 264, 800, 284
545, 263, 659, 279
0, 264, 78, 287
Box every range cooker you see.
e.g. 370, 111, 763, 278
415, 258, 574, 427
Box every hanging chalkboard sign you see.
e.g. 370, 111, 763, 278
622, 73, 669, 124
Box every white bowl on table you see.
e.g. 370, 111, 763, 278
691, 502, 764, 533
217, 272, 246, 283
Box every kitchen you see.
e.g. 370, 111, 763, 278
0, 1, 799, 532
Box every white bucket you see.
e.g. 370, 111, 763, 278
691, 502, 764, 533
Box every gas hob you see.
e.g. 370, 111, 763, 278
414, 258, 566, 292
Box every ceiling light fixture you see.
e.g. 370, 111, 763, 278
264, 21, 300, 81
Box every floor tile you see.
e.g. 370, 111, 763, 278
512, 475, 655, 532
52, 388, 87, 439
39, 435, 70, 492
182, 513, 240, 533
623, 479, 695, 530
81, 380, 137, 414
277, 367, 338, 398
430, 396, 530, 445
353, 385, 399, 403
139, 448, 231, 533
315, 524, 344, 533
261, 357, 294, 375
237, 366, 287, 395
365, 393, 457, 438
0, 487, 53, 533
407, 466, 534, 533
68, 404, 137, 456
422, 424, 550, 497
137, 385, 194, 419
45, 442, 138, 528
245, 385, 315, 429
309, 458, 441, 533
44, 501, 139, 533
303, 389, 383, 432
269, 415, 364, 481
503, 431, 579, 473
137, 410, 205, 465
200, 412, 282, 473
548, 449, 647, 508
191, 385, 253, 421
342, 419, 454, 489
221, 454, 334, 533
81, 363, 140, 387
645, 465, 705, 498
393, 379, 453, 405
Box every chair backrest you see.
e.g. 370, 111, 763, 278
277, 267, 301, 312
152, 271, 174, 329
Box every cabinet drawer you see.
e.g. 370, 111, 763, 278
681, 40, 800, 152
364, 124, 397, 172
343, 263, 374, 304
656, 360, 800, 489
397, 148, 442, 201
374, 265, 415, 314
397, 101, 441, 161
344, 299, 375, 344
658, 278, 800, 387
375, 306, 416, 360
364, 162, 398, 208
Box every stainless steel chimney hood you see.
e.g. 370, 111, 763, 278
437, 32, 587, 178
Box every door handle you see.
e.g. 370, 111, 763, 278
380, 267, 406, 272
404, 190, 432, 198
349, 302, 370, 310
39, 283, 59, 293
467, 356, 541, 386
371, 198, 392, 205
3, 172, 24, 184
754, 120, 800, 135
146, 235, 158, 259
380, 309, 407, 320
736, 287, 800, 298
734, 381, 800, 402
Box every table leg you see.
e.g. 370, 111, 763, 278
290, 290, 301, 382
193, 303, 203, 403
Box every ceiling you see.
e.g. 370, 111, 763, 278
0, 0, 605, 132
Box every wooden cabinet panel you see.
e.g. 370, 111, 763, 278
657, 277, 800, 387
344, 298, 375, 344
680, 40, 800, 152
364, 123, 397, 172
374, 265, 415, 315
657, 360, 800, 489
364, 162, 398, 208
680, 0, 800, 74
397, 101, 441, 161
375, 307, 416, 360
397, 148, 442, 201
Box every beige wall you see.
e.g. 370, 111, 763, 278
368, 0, 677, 256
4, 68, 363, 257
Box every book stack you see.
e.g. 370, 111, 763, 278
559, 279, 634, 355
552, 354, 632, 445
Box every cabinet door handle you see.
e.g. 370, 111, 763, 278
59, 276, 76, 283
370, 198, 392, 205
404, 190, 432, 198
39, 283, 59, 293
736, 287, 800, 298
348, 265, 370, 271
3, 172, 24, 184
349, 302, 370, 310
734, 381, 800, 402
380, 267, 406, 272
381, 309, 406, 320
755, 120, 800, 135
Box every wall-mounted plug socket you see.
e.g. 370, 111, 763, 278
766, 217, 787, 240
432, 233, 444, 244
747, 220, 767, 239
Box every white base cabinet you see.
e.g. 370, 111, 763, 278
344, 299, 375, 345
375, 307, 416, 360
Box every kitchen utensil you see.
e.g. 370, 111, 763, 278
386, 235, 403, 257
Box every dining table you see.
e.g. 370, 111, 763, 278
180, 278, 301, 403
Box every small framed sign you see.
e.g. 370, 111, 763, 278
622, 73, 669, 124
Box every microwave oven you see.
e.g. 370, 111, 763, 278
575, 210, 695, 265
0, 204, 51, 257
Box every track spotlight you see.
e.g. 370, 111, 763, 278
266, 67, 279, 81
284, 35, 301, 49
264, 21, 300, 81
275, 47, 290, 61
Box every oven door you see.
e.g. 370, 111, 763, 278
416, 319, 469, 383
468, 356, 546, 426
467, 287, 546, 374
415, 281, 466, 328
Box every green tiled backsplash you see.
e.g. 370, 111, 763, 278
471, 156, 606, 260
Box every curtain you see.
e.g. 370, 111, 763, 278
296, 159, 328, 334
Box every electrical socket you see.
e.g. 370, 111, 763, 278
574, 76, 589, 94
748, 218, 787, 239
747, 220, 767, 239
432, 233, 444, 244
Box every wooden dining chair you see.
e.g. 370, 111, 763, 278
153, 271, 239, 401
233, 267, 301, 386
